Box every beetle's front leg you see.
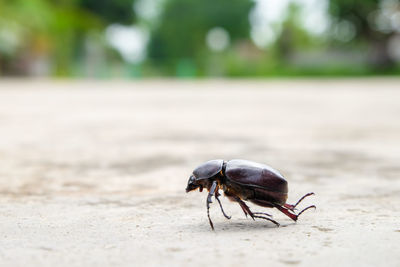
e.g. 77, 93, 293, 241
206, 181, 218, 230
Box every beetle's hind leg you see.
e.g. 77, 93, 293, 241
284, 192, 315, 211
279, 192, 315, 221
233, 197, 279, 226
276, 204, 316, 222
252, 212, 272, 217
297, 205, 316, 217
234, 197, 253, 219
252, 215, 280, 227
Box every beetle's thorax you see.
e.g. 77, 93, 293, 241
188, 160, 228, 193
203, 173, 226, 192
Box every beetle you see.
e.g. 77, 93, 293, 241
186, 159, 315, 230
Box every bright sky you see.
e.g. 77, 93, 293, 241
106, 0, 329, 62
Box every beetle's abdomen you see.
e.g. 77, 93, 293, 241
225, 159, 288, 194
252, 188, 288, 205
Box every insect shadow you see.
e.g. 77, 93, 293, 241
186, 220, 296, 233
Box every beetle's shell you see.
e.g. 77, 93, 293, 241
225, 159, 288, 204
193, 159, 223, 180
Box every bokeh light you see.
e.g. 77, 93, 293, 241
206, 27, 230, 52
106, 24, 148, 63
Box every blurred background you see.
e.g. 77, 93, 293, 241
1, 1, 400, 266
1, 0, 400, 78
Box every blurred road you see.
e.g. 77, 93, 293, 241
0, 79, 399, 267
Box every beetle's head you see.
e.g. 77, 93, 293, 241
186, 175, 202, 193
186, 160, 224, 193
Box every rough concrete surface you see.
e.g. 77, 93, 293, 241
0, 79, 399, 267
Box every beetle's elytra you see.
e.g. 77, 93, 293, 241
186, 159, 315, 230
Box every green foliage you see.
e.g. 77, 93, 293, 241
80, 0, 136, 24
329, 0, 379, 17
274, 3, 315, 61
329, 0, 379, 38
147, 0, 254, 75
1, 0, 399, 77
0, 0, 135, 75
328, 0, 395, 69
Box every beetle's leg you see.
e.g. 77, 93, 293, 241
297, 205, 316, 217
206, 201, 214, 231
276, 204, 316, 222
238, 202, 248, 218
286, 192, 315, 211
253, 215, 280, 227
206, 181, 218, 230
234, 197, 254, 220
224, 192, 249, 218
283, 204, 295, 211
252, 212, 272, 217
276, 205, 298, 221
215, 190, 231, 219
233, 197, 279, 226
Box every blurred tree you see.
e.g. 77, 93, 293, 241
328, 0, 396, 70
274, 3, 313, 63
79, 0, 136, 24
147, 0, 254, 76
0, 0, 136, 76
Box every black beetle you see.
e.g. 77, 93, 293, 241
186, 159, 315, 230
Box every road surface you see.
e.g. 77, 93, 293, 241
0, 78, 399, 266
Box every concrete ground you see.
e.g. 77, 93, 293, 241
0, 78, 399, 267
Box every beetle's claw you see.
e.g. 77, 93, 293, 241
223, 214, 232, 220
209, 220, 215, 231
